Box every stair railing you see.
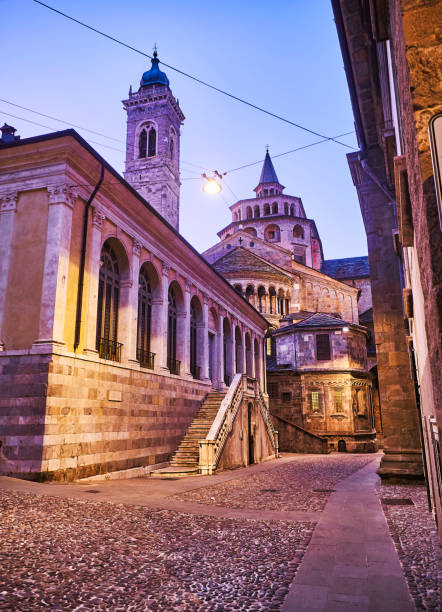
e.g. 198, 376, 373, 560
257, 384, 279, 457
199, 373, 243, 475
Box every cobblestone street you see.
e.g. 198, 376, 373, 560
1, 454, 440, 611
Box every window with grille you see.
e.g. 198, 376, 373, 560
190, 303, 198, 378
334, 388, 343, 412
137, 268, 153, 366
311, 391, 320, 412
268, 382, 278, 397
167, 286, 177, 370
96, 243, 119, 348
316, 334, 331, 360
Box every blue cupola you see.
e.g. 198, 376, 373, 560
140, 51, 170, 88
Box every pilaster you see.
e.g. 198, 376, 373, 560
202, 295, 210, 381
84, 205, 105, 355
0, 192, 18, 350
33, 185, 76, 351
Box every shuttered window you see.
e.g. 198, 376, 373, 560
137, 268, 152, 353
96, 243, 119, 347
316, 334, 331, 361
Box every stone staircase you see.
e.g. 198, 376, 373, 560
151, 390, 225, 477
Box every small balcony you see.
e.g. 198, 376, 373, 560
168, 358, 181, 376
97, 337, 123, 362
137, 348, 155, 370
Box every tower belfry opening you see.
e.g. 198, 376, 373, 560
123, 51, 185, 231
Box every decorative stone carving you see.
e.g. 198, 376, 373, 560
0, 192, 18, 213
185, 281, 192, 293
162, 263, 170, 277
47, 185, 77, 208
92, 206, 105, 229
132, 238, 142, 257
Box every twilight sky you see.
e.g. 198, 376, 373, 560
2, 0, 367, 259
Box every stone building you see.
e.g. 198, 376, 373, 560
332, 0, 442, 532
0, 57, 277, 482
204, 152, 378, 452
269, 312, 376, 453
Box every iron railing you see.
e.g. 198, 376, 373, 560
97, 337, 123, 362
168, 358, 181, 376
137, 348, 155, 370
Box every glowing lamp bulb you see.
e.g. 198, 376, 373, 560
342, 326, 350, 333
203, 177, 222, 194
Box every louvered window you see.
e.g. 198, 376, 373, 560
316, 334, 331, 361
148, 128, 156, 157
139, 129, 147, 158
137, 268, 154, 368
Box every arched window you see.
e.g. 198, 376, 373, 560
148, 128, 156, 157
167, 286, 179, 374
290, 204, 295, 216
284, 202, 289, 215
254, 205, 260, 218
244, 227, 257, 236
139, 129, 147, 158
264, 224, 281, 242
264, 203, 270, 215
293, 224, 304, 239
264, 189, 268, 196
169, 137, 174, 160
96, 243, 121, 361
272, 202, 278, 214
270, 188, 274, 195
246, 206, 253, 219
245, 285, 254, 302
137, 267, 153, 368
234, 284, 243, 295
223, 318, 232, 386
190, 302, 198, 379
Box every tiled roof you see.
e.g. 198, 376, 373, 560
321, 256, 370, 279
258, 151, 280, 185
293, 312, 349, 328
213, 247, 292, 278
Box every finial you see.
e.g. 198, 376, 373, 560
265, 144, 269, 154
153, 43, 158, 58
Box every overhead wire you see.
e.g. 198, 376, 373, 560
31, 0, 356, 150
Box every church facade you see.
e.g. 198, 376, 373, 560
0, 56, 277, 482
203, 155, 378, 452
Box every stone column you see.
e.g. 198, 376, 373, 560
33, 185, 76, 350
242, 329, 248, 375
202, 295, 210, 381
158, 264, 170, 370
251, 335, 256, 379
126, 239, 141, 363
84, 205, 105, 354
217, 311, 224, 389
0, 192, 18, 350
231, 319, 237, 376
181, 282, 192, 377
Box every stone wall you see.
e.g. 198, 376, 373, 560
0, 352, 210, 481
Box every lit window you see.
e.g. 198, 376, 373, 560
334, 388, 343, 412
311, 391, 320, 412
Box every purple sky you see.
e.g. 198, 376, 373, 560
2, 0, 367, 259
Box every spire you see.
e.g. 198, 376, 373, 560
254, 148, 285, 196
259, 149, 280, 185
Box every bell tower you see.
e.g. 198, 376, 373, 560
123, 51, 185, 231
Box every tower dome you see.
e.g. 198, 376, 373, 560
140, 51, 170, 88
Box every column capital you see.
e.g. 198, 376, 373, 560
185, 281, 192, 293
203, 294, 209, 306
0, 191, 18, 213
91, 205, 105, 228
47, 184, 77, 208
162, 263, 170, 278
132, 238, 142, 257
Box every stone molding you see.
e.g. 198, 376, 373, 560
91, 206, 105, 229
47, 184, 77, 208
0, 192, 18, 213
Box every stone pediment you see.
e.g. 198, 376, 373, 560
213, 247, 293, 280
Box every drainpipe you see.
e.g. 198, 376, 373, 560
74, 164, 105, 351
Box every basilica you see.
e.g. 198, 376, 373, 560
0, 52, 377, 482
